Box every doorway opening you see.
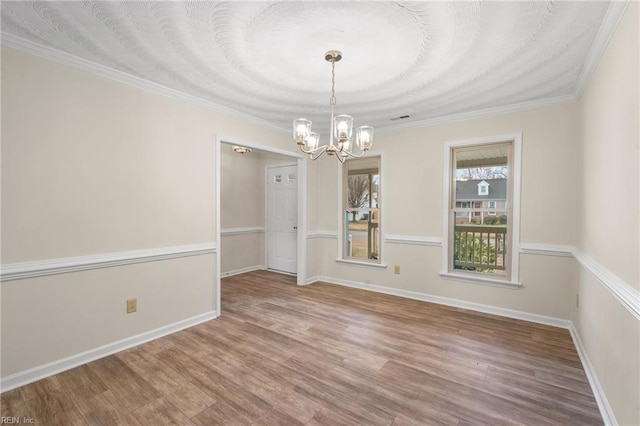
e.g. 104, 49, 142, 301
216, 136, 306, 314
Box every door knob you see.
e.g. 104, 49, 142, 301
293, 226, 298, 230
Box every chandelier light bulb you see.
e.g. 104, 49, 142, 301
356, 126, 374, 150
293, 118, 312, 145
307, 132, 320, 150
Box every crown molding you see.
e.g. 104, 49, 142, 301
574, 1, 629, 100
376, 94, 577, 134
1, 0, 628, 138
0, 33, 289, 135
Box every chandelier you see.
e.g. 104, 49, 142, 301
293, 50, 374, 163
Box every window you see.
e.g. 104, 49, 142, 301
487, 201, 497, 215
343, 156, 381, 263
478, 181, 489, 195
442, 134, 521, 286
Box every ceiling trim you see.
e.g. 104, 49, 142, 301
376, 94, 577, 134
574, 1, 629, 100
1, 0, 627, 136
0, 32, 290, 135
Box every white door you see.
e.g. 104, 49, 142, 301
267, 165, 298, 274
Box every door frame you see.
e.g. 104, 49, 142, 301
215, 134, 307, 315
265, 162, 299, 274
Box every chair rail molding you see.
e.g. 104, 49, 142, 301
307, 231, 338, 239
0, 243, 217, 282
220, 227, 265, 236
384, 234, 443, 247
572, 248, 640, 321
519, 243, 574, 257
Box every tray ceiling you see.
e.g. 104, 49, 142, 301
1, 1, 613, 133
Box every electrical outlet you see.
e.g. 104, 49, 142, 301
393, 265, 400, 275
127, 298, 137, 314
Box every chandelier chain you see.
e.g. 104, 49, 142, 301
330, 60, 337, 106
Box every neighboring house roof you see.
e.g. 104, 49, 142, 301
456, 178, 507, 200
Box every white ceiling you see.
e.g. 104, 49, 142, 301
1, 1, 615, 135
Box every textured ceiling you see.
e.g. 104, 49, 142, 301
1, 1, 613, 135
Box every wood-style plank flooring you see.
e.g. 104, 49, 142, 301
1, 270, 602, 425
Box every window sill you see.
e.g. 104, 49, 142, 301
439, 271, 521, 289
335, 258, 388, 269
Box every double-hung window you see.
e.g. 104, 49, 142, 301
442, 134, 521, 286
342, 156, 381, 263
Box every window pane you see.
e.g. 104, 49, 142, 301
347, 175, 370, 208
344, 209, 380, 261
453, 209, 507, 274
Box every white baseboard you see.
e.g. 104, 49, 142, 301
304, 275, 321, 285
311, 275, 571, 328
568, 324, 616, 425
220, 265, 266, 278
307, 275, 615, 424
0, 310, 218, 393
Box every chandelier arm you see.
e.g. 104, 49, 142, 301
299, 144, 330, 155
339, 149, 368, 160
309, 145, 329, 161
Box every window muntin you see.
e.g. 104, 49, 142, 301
450, 142, 512, 278
343, 157, 381, 263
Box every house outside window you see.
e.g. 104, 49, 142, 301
442, 134, 522, 286
343, 156, 381, 263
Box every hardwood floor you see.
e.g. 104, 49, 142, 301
1, 270, 602, 425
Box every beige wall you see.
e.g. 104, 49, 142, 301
1, 255, 215, 375
312, 102, 580, 320
0, 47, 292, 377
578, 4, 639, 292
575, 3, 639, 425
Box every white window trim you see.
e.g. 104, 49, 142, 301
441, 133, 522, 287
335, 258, 388, 269
337, 151, 385, 266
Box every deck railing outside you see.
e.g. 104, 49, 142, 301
454, 225, 506, 271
